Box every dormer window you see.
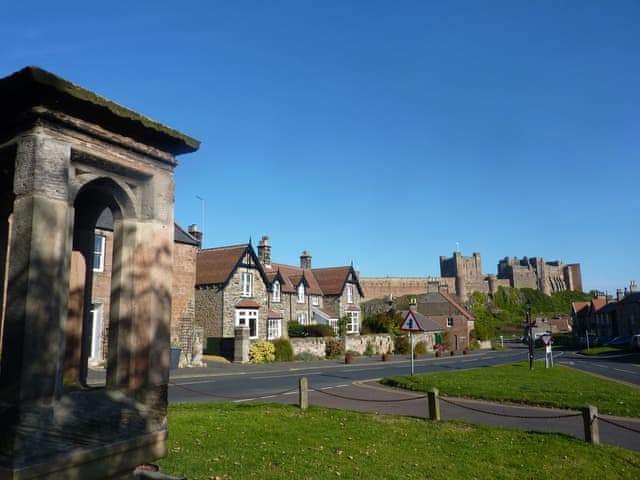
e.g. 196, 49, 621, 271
241, 272, 253, 297
297, 283, 305, 303
272, 280, 281, 302
346, 284, 354, 304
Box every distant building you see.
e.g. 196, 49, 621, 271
572, 281, 639, 338
439, 252, 510, 302
361, 251, 582, 304
497, 257, 582, 295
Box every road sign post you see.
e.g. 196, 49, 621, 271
400, 311, 424, 376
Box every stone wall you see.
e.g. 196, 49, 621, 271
290, 333, 432, 357
360, 277, 456, 300
171, 241, 197, 344
195, 286, 224, 338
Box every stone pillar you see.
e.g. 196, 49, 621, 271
0, 134, 71, 405
234, 326, 250, 363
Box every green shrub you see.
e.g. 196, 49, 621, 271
272, 338, 293, 362
325, 338, 345, 358
361, 310, 402, 334
414, 341, 427, 355
249, 340, 275, 364
394, 335, 410, 354
308, 324, 335, 337
288, 321, 307, 338
288, 322, 335, 338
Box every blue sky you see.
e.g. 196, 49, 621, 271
2, 1, 639, 293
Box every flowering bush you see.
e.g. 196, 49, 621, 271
249, 340, 276, 364
325, 338, 345, 358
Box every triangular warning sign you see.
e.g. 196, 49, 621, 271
400, 310, 424, 332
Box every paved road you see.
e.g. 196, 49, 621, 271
165, 347, 530, 402
557, 350, 640, 386
88, 346, 640, 452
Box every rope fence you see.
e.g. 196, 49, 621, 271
169, 376, 640, 448
439, 396, 582, 420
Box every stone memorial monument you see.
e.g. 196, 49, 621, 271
0, 67, 199, 479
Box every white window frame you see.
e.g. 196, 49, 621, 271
272, 281, 281, 302
312, 295, 319, 306
297, 312, 307, 325
236, 309, 258, 339
346, 284, 354, 304
447, 317, 454, 328
88, 303, 103, 365
328, 318, 339, 335
93, 234, 106, 272
346, 311, 359, 334
297, 283, 305, 303
267, 318, 282, 339
241, 272, 253, 297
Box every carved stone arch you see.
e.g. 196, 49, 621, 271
65, 176, 141, 388
70, 173, 139, 219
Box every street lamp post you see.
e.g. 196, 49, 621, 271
525, 301, 536, 370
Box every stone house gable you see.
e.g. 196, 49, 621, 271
267, 263, 324, 326
414, 291, 475, 350
313, 266, 364, 333
196, 244, 273, 340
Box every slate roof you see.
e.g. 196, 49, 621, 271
416, 292, 475, 321
398, 310, 443, 332
314, 308, 339, 320
95, 208, 199, 246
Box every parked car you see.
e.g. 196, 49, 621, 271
603, 336, 632, 348
631, 334, 640, 352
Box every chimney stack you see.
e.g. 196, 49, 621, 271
630, 280, 638, 293
617, 289, 624, 301
188, 224, 203, 247
258, 235, 271, 266
300, 250, 312, 269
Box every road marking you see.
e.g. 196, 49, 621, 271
594, 364, 608, 369
613, 368, 636, 374
171, 379, 217, 386
250, 371, 325, 380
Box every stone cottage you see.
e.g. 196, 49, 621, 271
412, 282, 476, 350
195, 236, 365, 352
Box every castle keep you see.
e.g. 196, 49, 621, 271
361, 251, 583, 303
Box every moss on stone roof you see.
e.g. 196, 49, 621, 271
0, 66, 200, 155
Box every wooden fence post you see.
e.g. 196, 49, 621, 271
582, 405, 599, 445
299, 376, 308, 410
428, 388, 440, 421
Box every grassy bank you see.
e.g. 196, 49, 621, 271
381, 361, 640, 417
159, 403, 640, 479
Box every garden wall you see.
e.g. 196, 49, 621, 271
290, 333, 434, 357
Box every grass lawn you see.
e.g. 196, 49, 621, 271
579, 346, 626, 356
381, 361, 640, 417
159, 402, 640, 480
